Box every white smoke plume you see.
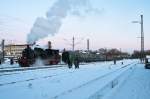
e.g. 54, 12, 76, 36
27, 0, 99, 44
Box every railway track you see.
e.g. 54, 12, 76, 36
0, 70, 75, 87
0, 66, 75, 87
0, 65, 66, 73
0, 62, 136, 90
0, 62, 111, 77
51, 62, 137, 99
0, 62, 111, 87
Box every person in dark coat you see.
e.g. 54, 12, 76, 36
62, 51, 72, 68
74, 56, 79, 69
114, 59, 116, 65
10, 58, 14, 65
145, 58, 148, 64
67, 59, 72, 69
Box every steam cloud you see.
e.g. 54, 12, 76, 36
27, 0, 99, 44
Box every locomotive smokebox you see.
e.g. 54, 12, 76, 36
48, 41, 52, 49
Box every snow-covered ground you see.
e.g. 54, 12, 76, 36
0, 59, 147, 99
0, 61, 19, 69
104, 63, 150, 99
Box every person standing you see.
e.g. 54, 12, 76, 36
67, 59, 71, 68
10, 58, 14, 65
145, 58, 148, 64
114, 59, 116, 65
74, 56, 79, 69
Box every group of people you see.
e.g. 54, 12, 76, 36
67, 56, 79, 69
62, 51, 80, 69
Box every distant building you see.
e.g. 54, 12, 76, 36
4, 44, 29, 58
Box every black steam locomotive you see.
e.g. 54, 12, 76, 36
18, 45, 61, 67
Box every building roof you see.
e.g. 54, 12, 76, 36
5, 44, 34, 47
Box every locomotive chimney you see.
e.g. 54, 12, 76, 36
48, 41, 52, 49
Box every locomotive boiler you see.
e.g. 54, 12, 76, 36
18, 41, 61, 67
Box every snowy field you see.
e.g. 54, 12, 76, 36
0, 59, 149, 99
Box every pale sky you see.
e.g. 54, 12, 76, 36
0, 0, 150, 52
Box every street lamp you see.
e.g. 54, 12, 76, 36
132, 15, 144, 63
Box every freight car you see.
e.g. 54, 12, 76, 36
61, 51, 102, 63
18, 45, 61, 67
61, 50, 123, 63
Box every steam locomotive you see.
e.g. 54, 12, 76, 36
18, 42, 61, 67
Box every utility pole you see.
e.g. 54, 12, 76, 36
87, 39, 90, 52
132, 14, 145, 63
63, 36, 84, 51
141, 15, 144, 63
72, 36, 75, 51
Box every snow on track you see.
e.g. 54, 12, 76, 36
0, 65, 64, 73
